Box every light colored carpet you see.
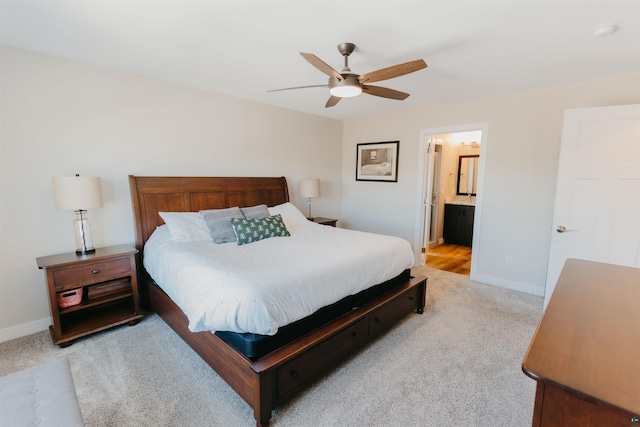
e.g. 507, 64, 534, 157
0, 266, 543, 426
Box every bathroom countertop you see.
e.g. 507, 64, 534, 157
445, 201, 476, 206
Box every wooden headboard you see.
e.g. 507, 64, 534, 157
128, 175, 289, 251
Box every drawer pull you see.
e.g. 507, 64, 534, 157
374, 317, 381, 323
352, 332, 359, 338
290, 370, 298, 378
92, 269, 100, 274
631, 416, 639, 424
408, 296, 415, 301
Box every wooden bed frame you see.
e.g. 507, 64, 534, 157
128, 175, 427, 426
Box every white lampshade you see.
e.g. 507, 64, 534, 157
300, 179, 320, 198
53, 176, 103, 211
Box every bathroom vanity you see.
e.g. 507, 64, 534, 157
443, 203, 475, 247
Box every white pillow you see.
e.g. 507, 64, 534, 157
158, 212, 213, 242
268, 202, 309, 228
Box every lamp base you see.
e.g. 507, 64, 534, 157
73, 210, 96, 255
306, 198, 314, 221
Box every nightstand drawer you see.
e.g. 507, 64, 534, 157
86, 279, 131, 300
53, 258, 132, 289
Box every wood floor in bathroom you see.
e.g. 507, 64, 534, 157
426, 243, 472, 275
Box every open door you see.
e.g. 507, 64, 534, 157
419, 136, 436, 265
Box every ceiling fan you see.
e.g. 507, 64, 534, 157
268, 43, 427, 108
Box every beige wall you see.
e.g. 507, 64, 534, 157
0, 46, 343, 341
341, 72, 640, 296
2, 43, 638, 342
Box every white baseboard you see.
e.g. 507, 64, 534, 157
471, 272, 545, 297
0, 317, 50, 344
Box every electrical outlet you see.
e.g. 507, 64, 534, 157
505, 256, 513, 266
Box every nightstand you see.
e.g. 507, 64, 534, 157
310, 217, 337, 227
36, 245, 142, 347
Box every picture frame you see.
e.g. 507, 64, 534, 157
356, 141, 399, 182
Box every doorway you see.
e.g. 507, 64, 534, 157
426, 243, 472, 275
414, 123, 488, 278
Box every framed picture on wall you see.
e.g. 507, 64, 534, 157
356, 141, 399, 182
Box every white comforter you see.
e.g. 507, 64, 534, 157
144, 204, 414, 336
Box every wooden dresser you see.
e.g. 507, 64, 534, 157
522, 259, 640, 426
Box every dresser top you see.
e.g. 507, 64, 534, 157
522, 259, 640, 415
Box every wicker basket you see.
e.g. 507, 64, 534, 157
57, 288, 83, 308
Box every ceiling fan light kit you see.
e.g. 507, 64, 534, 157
329, 75, 362, 97
270, 42, 427, 108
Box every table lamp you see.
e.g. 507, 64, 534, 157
53, 174, 104, 254
300, 179, 320, 220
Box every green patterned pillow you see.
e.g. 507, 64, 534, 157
229, 214, 290, 245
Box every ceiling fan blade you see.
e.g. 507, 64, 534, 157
362, 85, 410, 100
300, 53, 343, 81
358, 59, 427, 83
325, 96, 341, 108
267, 84, 328, 92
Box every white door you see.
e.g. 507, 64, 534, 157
419, 137, 436, 265
545, 104, 640, 307
428, 147, 442, 245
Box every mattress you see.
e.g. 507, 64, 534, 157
214, 268, 411, 359
143, 203, 414, 336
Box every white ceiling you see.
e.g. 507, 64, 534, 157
1, 1, 639, 121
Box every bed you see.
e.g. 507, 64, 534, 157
129, 175, 427, 426
361, 161, 392, 176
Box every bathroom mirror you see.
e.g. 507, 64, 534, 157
457, 155, 479, 195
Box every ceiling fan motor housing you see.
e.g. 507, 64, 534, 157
337, 42, 356, 56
